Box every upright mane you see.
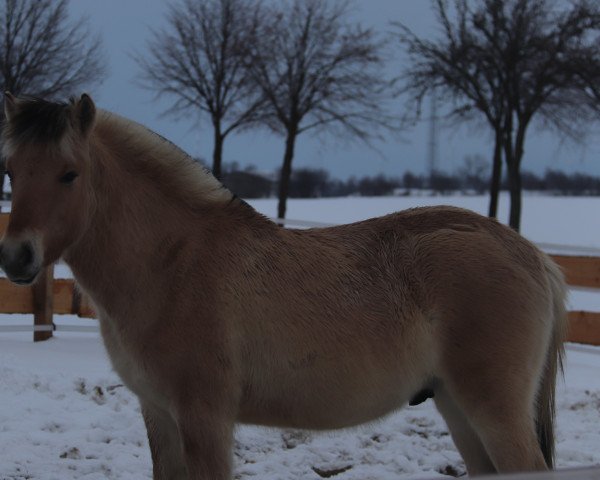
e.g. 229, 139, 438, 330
93, 111, 233, 205
2, 96, 71, 156
2, 96, 236, 207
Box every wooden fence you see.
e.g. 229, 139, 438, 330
0, 213, 600, 344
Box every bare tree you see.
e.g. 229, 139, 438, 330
0, 0, 104, 99
135, 0, 266, 180
247, 0, 393, 219
396, 0, 600, 231
0, 0, 105, 203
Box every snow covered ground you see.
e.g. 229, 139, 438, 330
0, 334, 600, 480
1, 194, 600, 479
1, 334, 599, 479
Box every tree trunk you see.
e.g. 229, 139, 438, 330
277, 128, 297, 221
507, 163, 522, 231
506, 122, 528, 231
500, 110, 525, 231
488, 132, 502, 218
212, 128, 224, 181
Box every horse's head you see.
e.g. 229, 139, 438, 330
0, 93, 96, 285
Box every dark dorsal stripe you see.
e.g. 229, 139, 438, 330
4, 97, 71, 145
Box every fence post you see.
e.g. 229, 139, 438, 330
32, 264, 54, 342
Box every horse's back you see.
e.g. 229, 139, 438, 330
230, 206, 564, 430
223, 205, 561, 366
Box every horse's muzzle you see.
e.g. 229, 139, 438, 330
0, 240, 41, 285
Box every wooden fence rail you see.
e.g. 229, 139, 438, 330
549, 255, 600, 345
0, 213, 600, 344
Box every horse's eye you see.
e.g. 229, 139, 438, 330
59, 171, 78, 184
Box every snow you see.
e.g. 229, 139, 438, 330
0, 334, 149, 480
1, 194, 600, 479
248, 194, 599, 251
248, 193, 600, 312
1, 334, 599, 479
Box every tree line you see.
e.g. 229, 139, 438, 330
219, 161, 600, 199
2, 0, 600, 230
136, 0, 600, 229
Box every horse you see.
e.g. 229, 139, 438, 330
0, 93, 567, 479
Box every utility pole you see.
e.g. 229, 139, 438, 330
427, 91, 438, 182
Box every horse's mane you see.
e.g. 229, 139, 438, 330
2, 96, 264, 215
93, 111, 233, 206
1, 96, 71, 155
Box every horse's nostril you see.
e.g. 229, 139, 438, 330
19, 242, 33, 267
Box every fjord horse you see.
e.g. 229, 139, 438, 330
0, 94, 567, 478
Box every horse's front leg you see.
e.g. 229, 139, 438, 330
141, 400, 187, 480
172, 396, 235, 480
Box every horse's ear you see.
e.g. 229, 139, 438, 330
4, 91, 17, 122
73, 93, 96, 137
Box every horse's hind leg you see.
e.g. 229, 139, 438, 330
473, 401, 547, 473
434, 385, 496, 476
439, 355, 548, 473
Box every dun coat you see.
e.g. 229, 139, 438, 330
0, 94, 568, 479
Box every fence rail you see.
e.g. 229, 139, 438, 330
1, 213, 600, 345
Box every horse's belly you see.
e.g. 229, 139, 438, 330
240, 385, 411, 429
238, 359, 428, 429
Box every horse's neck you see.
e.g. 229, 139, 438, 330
64, 139, 215, 318
64, 122, 274, 319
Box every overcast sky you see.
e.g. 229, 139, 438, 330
69, 0, 600, 179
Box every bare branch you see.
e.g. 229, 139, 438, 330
247, 0, 395, 140
395, 0, 600, 230
243, 0, 395, 219
0, 0, 106, 99
135, 0, 268, 133
134, 0, 269, 178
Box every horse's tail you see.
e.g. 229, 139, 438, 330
536, 254, 568, 469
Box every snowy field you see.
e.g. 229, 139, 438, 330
1, 194, 600, 479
